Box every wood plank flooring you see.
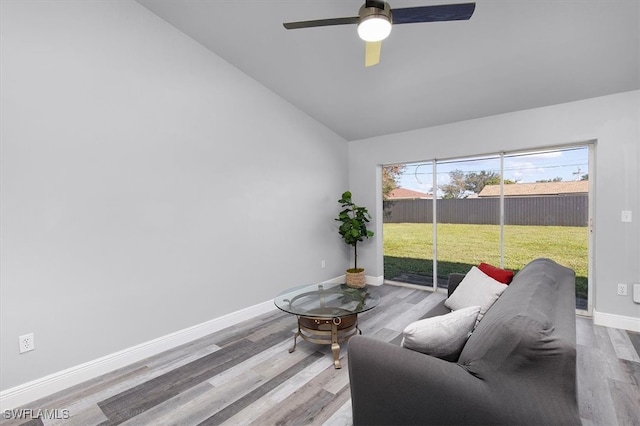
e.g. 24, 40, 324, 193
2, 284, 638, 425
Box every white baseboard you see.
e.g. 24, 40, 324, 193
593, 309, 640, 332
322, 275, 346, 284
0, 300, 277, 411
366, 274, 384, 286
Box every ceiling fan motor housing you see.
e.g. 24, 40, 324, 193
358, 2, 392, 41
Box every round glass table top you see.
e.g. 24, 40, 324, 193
274, 283, 379, 317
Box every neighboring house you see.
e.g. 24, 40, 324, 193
478, 181, 589, 197
387, 188, 433, 200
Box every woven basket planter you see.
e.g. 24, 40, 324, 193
346, 269, 366, 288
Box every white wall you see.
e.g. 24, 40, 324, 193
348, 91, 640, 322
0, 0, 348, 391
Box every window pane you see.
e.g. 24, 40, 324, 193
502, 147, 589, 309
382, 162, 435, 287
436, 156, 502, 287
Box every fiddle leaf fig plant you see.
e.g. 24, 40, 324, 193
335, 191, 374, 271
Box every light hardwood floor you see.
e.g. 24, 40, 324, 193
2, 284, 639, 426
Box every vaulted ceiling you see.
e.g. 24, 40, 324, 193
137, 0, 640, 141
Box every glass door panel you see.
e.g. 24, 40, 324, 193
382, 162, 435, 288
435, 156, 502, 289
502, 147, 589, 310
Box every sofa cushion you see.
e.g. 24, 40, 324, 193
479, 262, 514, 284
444, 266, 507, 321
401, 305, 481, 361
458, 258, 577, 368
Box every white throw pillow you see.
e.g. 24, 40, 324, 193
444, 266, 508, 321
401, 305, 481, 361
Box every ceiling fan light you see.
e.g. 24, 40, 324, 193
357, 16, 392, 42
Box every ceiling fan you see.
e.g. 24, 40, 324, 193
283, 1, 476, 67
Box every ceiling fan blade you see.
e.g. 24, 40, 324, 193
392, 2, 476, 25
283, 16, 359, 30
365, 41, 382, 67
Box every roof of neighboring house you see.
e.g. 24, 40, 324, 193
387, 188, 432, 199
478, 181, 589, 197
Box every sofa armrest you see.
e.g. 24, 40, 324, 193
447, 273, 466, 297
348, 336, 499, 425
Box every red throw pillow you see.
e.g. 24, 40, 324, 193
478, 262, 514, 284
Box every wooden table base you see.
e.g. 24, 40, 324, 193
289, 313, 361, 369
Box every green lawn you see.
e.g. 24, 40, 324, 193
383, 223, 588, 298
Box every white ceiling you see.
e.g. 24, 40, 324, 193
137, 0, 640, 141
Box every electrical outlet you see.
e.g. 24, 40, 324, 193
19, 333, 34, 353
321, 260, 326, 269
617, 283, 628, 296
621, 210, 632, 223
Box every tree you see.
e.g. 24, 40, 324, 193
439, 169, 514, 199
464, 170, 501, 194
439, 169, 467, 199
580, 174, 589, 181
485, 176, 517, 185
382, 165, 406, 200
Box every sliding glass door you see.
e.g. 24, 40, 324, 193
502, 147, 589, 310
435, 156, 502, 289
382, 145, 591, 309
382, 162, 435, 287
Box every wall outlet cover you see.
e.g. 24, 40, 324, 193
617, 283, 628, 296
634, 284, 640, 303
19, 333, 35, 353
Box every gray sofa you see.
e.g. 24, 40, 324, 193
348, 258, 581, 425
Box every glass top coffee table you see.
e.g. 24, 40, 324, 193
274, 283, 379, 369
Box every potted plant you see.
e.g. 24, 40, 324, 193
335, 190, 374, 288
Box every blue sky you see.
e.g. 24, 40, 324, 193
396, 146, 589, 195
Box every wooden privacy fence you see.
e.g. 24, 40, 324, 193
383, 195, 588, 226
